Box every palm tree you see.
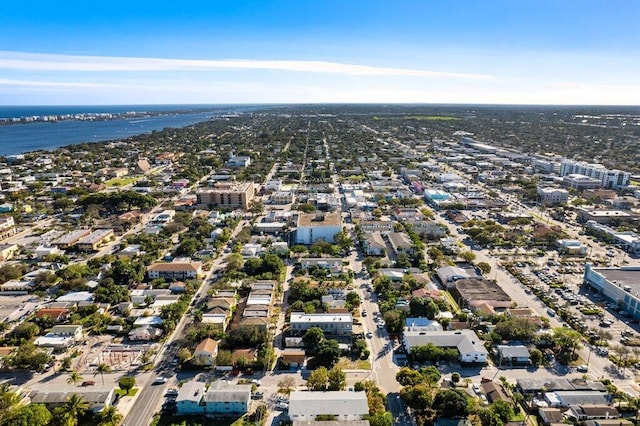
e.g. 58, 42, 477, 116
61, 393, 89, 426
97, 406, 123, 426
67, 370, 83, 386
94, 363, 112, 385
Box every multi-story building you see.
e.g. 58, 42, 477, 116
560, 159, 630, 189
147, 261, 203, 280
295, 212, 342, 245
289, 312, 352, 336
288, 391, 369, 422
537, 187, 569, 205
585, 221, 640, 254
196, 182, 255, 210
53, 229, 92, 249
562, 174, 602, 191
0, 216, 17, 241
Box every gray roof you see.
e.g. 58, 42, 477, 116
517, 378, 606, 393
553, 391, 611, 407
29, 390, 113, 406
204, 384, 252, 403
289, 391, 369, 418
403, 330, 487, 355
293, 421, 370, 426
497, 345, 530, 358
176, 381, 205, 404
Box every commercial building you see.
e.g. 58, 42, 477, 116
537, 187, 569, 205
52, 229, 92, 249
584, 265, 640, 320
577, 208, 634, 224
448, 277, 512, 309
197, 182, 255, 210
562, 174, 602, 191
76, 229, 114, 251
585, 222, 640, 254
403, 330, 488, 363
289, 312, 352, 336
560, 159, 630, 189
288, 391, 369, 422
295, 212, 342, 245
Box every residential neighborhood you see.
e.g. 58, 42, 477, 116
0, 106, 639, 426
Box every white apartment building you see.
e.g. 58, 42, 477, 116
560, 159, 630, 189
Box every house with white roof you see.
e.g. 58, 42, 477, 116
288, 391, 369, 422
403, 330, 488, 364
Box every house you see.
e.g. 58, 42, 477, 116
299, 257, 343, 274
133, 316, 163, 327
387, 232, 413, 255
128, 326, 163, 341
0, 216, 17, 241
481, 381, 511, 404
192, 338, 219, 366
135, 159, 151, 174
147, 261, 203, 280
564, 405, 620, 421
362, 232, 386, 256
281, 349, 305, 368
288, 391, 369, 422
290, 313, 353, 337
404, 318, 444, 332
56, 291, 94, 303
227, 154, 251, 168
296, 212, 342, 245
360, 220, 394, 233
403, 330, 488, 364
538, 408, 564, 426
34, 325, 83, 349
34, 308, 70, 322
496, 345, 531, 365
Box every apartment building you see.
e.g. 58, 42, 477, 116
197, 182, 255, 210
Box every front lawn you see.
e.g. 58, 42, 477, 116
335, 357, 371, 370
115, 388, 139, 398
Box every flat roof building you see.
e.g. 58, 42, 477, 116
288, 391, 369, 422
197, 182, 255, 210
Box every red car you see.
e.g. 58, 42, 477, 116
81, 381, 96, 386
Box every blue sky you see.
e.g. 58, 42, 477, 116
0, 0, 638, 105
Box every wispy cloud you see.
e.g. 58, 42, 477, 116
0, 51, 492, 79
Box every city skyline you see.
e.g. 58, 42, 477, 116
1, 0, 638, 105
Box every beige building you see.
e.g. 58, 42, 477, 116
192, 338, 219, 366
0, 216, 17, 241
76, 229, 114, 251
197, 182, 255, 210
147, 261, 203, 280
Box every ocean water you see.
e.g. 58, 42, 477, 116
0, 104, 251, 156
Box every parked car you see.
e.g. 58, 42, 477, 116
576, 365, 588, 373
81, 381, 96, 387
153, 377, 168, 385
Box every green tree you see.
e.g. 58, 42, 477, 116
451, 372, 461, 384
396, 367, 424, 386
366, 411, 393, 426
432, 389, 469, 418
409, 297, 439, 319
307, 366, 329, 391
327, 366, 347, 391
118, 376, 136, 395
346, 291, 361, 309
66, 371, 83, 386
489, 400, 514, 423
529, 348, 543, 366
177, 347, 192, 363
97, 406, 123, 426
59, 393, 89, 426
383, 309, 405, 333
302, 327, 325, 349
477, 262, 492, 275
5, 403, 52, 426
460, 251, 476, 262
94, 363, 112, 386
315, 339, 341, 368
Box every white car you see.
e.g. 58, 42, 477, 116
153, 377, 168, 385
